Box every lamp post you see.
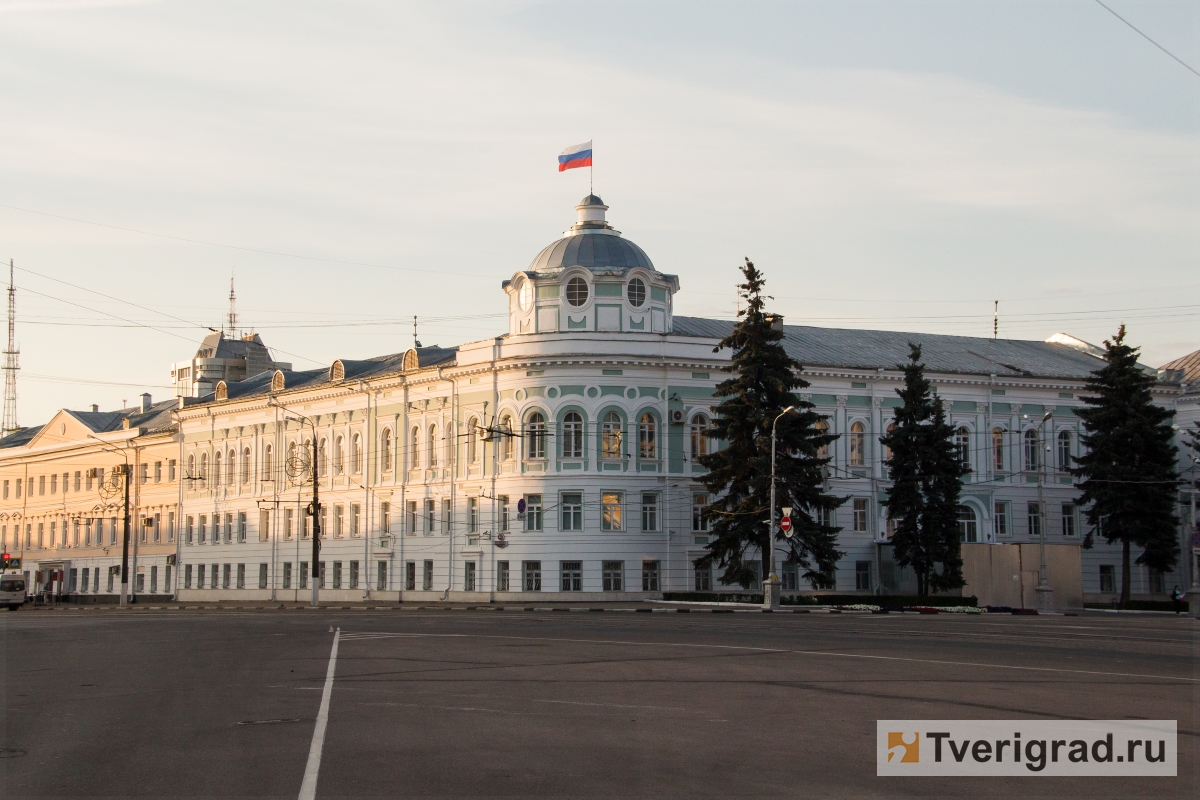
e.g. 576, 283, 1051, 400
269, 397, 321, 607
764, 406, 797, 610
1026, 411, 1054, 612
88, 434, 132, 608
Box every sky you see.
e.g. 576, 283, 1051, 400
0, 0, 1197, 425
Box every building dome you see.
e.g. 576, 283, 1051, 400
527, 195, 655, 272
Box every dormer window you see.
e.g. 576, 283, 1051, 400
517, 278, 533, 312
566, 277, 589, 307
627, 278, 646, 307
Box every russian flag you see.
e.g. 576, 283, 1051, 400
558, 140, 592, 172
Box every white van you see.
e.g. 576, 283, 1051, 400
1, 574, 27, 609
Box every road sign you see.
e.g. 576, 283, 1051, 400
779, 515, 792, 532
517, 498, 527, 514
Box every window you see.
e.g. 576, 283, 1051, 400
238, 511, 247, 542
1057, 430, 1072, 471
227, 450, 236, 485
406, 501, 416, 535
233, 563, 244, 589
525, 494, 543, 531
565, 276, 589, 306
405, 561, 416, 591
376, 561, 387, 590
467, 498, 477, 534
852, 498, 869, 532
692, 493, 710, 532
562, 412, 584, 458
137, 466, 146, 486
299, 562, 309, 590
690, 414, 711, 459
1023, 429, 1040, 472
561, 493, 583, 531
1099, 564, 1115, 594
497, 561, 510, 591
994, 502, 1009, 537
284, 508, 294, 540
154, 461, 162, 483
694, 564, 712, 591
424, 499, 435, 534
560, 561, 582, 591
603, 561, 623, 591
318, 439, 328, 477
1148, 568, 1165, 595
601, 492, 623, 531
257, 509, 268, 542
882, 423, 896, 467
198, 515, 207, 544
955, 427, 971, 469
259, 563, 268, 590
441, 499, 451, 535
334, 436, 345, 475
239, 448, 249, 484
464, 561, 476, 591
1061, 504, 1076, 537
642, 561, 660, 591
333, 561, 342, 589
627, 277, 646, 307
849, 421, 865, 466
499, 495, 510, 532
988, 429, 1008, 472
350, 504, 361, 537
638, 413, 656, 459
601, 411, 623, 459
815, 420, 831, 459
855, 561, 872, 592
185, 564, 193, 589
1027, 502, 1041, 538
499, 416, 514, 461
410, 426, 421, 469
958, 506, 978, 543
222, 563, 231, 589
526, 413, 545, 460
381, 502, 391, 534
783, 562, 797, 591
380, 428, 393, 472
283, 562, 292, 589
641, 493, 659, 532
523, 561, 542, 591
349, 560, 359, 590
350, 433, 362, 474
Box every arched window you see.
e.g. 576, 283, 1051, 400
958, 505, 979, 543
410, 426, 420, 469
992, 427, 1005, 471
286, 442, 297, 480
213, 451, 222, 486
499, 415, 514, 461
227, 450, 236, 485
601, 411, 623, 459
380, 429, 393, 472
565, 277, 589, 307
562, 412, 583, 459
882, 423, 896, 464
333, 436, 345, 475
955, 427, 971, 470
350, 433, 362, 474
318, 438, 328, 477
1057, 430, 1072, 471
815, 419, 830, 459
187, 454, 196, 481
1023, 429, 1040, 472
849, 421, 865, 466
690, 414, 711, 459
239, 447, 250, 484
262, 444, 273, 482
198, 453, 207, 485
526, 412, 546, 460
638, 412, 657, 459
466, 418, 479, 464
428, 425, 438, 467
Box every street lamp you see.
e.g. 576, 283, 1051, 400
764, 406, 797, 610
268, 397, 322, 607
1024, 411, 1054, 612
87, 434, 133, 608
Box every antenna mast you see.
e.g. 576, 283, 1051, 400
2, 260, 19, 438
227, 277, 238, 338
993, 300, 998, 340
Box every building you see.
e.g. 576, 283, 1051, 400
1160, 347, 1200, 594
172, 331, 291, 399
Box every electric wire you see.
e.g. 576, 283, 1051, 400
1093, 0, 1200, 79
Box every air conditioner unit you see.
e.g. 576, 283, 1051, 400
669, 409, 685, 424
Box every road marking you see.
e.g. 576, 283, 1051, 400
298, 627, 339, 800
534, 699, 693, 712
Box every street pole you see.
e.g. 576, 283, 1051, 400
1034, 411, 1054, 612
764, 406, 796, 610
310, 427, 321, 607
1188, 450, 1198, 619
120, 464, 131, 608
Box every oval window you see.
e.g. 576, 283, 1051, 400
566, 277, 589, 307
627, 277, 646, 307
517, 278, 533, 312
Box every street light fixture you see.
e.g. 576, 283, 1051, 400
86, 434, 133, 608
764, 405, 797, 610
268, 397, 322, 607
1023, 411, 1054, 612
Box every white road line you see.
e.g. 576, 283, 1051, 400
298, 627, 339, 800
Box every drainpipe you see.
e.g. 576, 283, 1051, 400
359, 379, 372, 601
490, 336, 502, 602
174, 406, 184, 601
436, 365, 457, 601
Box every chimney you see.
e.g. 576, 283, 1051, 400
766, 313, 784, 332
140, 393, 152, 413
91, 404, 99, 413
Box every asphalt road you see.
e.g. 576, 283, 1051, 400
2, 607, 1196, 798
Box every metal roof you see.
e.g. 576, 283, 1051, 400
1159, 348, 1200, 384
528, 233, 654, 272
673, 317, 1112, 380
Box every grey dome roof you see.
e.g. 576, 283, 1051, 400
528, 233, 654, 272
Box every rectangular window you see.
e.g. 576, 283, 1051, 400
237, 511, 247, 543
1, 479, 6, 499
692, 493, 709, 532
1099, 564, 1115, 594
376, 561, 387, 591
349, 560, 359, 590
284, 508, 294, 540
259, 563, 268, 590
167, 511, 175, 542
198, 515, 207, 545
994, 502, 1008, 538
152, 513, 161, 543
441, 499, 451, 535
406, 561, 416, 591
561, 492, 583, 531
108, 565, 115, 592
334, 505, 344, 538
1149, 568, 1165, 595
93, 569, 100, 593
299, 562, 308, 590
222, 564, 231, 589
694, 564, 712, 591
380, 502, 391, 534
333, 561, 343, 589
74, 471, 81, 491
15, 478, 20, 498
525, 494, 543, 531
1027, 502, 1041, 538
50, 474, 57, 494
852, 498, 869, 533
499, 496, 510, 532
497, 560, 510, 592
224, 513, 233, 543
523, 561, 542, 591
154, 461, 162, 483
1061, 503, 1076, 537
165, 565, 172, 593
406, 501, 417, 535
283, 562, 292, 589
39, 475, 44, 495
464, 561, 476, 591
560, 561, 582, 591
468, 498, 478, 533
184, 564, 193, 589
236, 563, 245, 590
424, 499, 435, 535
210, 564, 218, 589
422, 560, 434, 590
169, 460, 177, 481
601, 492, 623, 531
348, 504, 359, 537
259, 510, 269, 542
148, 565, 156, 593
196, 564, 205, 590
641, 493, 658, 532
642, 561, 660, 592
782, 562, 797, 591
136, 573, 144, 593
319, 561, 326, 589
137, 518, 146, 544
140, 464, 148, 484
855, 561, 872, 591
602, 561, 623, 591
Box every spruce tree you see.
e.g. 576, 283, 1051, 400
696, 259, 842, 590
1072, 325, 1179, 606
879, 344, 969, 596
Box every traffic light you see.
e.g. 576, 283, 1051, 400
0, 553, 21, 570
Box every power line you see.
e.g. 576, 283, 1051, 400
1093, 0, 1200, 79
